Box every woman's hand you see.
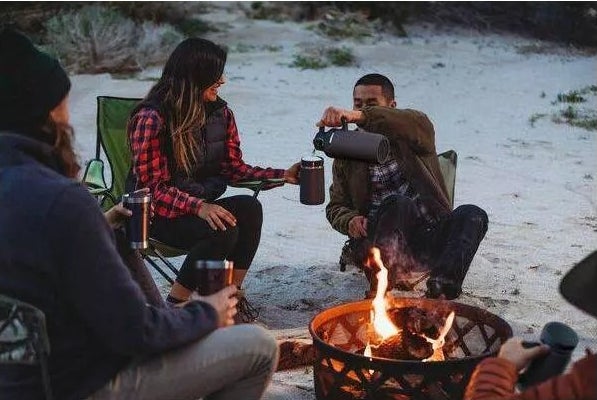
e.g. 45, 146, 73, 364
498, 337, 550, 372
197, 202, 237, 230
284, 162, 301, 184
197, 285, 238, 327
316, 107, 364, 127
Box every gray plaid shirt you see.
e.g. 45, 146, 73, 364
368, 156, 433, 224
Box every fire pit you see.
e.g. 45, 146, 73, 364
309, 297, 512, 400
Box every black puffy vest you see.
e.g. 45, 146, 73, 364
187, 99, 227, 182
126, 98, 228, 192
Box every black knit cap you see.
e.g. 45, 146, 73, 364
560, 250, 597, 319
0, 28, 71, 130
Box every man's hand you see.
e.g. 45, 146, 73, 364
197, 202, 237, 231
498, 337, 550, 372
284, 162, 301, 184
195, 285, 239, 327
348, 216, 368, 238
317, 107, 364, 128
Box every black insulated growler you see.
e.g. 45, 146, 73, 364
300, 155, 325, 205
518, 321, 579, 390
313, 119, 390, 164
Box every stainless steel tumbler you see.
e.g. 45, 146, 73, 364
122, 192, 151, 249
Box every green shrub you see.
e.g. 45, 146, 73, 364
290, 45, 357, 70
45, 5, 183, 74
531, 86, 597, 132
309, 9, 378, 41
528, 113, 547, 127
290, 54, 328, 70
327, 47, 355, 66
177, 18, 215, 37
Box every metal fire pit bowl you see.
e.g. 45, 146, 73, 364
309, 298, 512, 400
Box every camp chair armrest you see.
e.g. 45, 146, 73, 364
82, 159, 109, 187
229, 178, 285, 198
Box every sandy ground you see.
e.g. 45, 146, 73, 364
67, 3, 597, 398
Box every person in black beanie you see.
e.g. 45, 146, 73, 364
0, 28, 72, 133
0, 28, 164, 307
0, 28, 278, 400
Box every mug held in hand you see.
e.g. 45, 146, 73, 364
122, 192, 151, 250
195, 260, 234, 296
299, 155, 325, 205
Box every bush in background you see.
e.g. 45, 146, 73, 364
290, 45, 357, 70
44, 5, 183, 74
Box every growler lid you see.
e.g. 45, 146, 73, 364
301, 155, 323, 168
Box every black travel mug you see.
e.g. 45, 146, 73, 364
122, 192, 151, 249
518, 321, 579, 389
300, 155, 325, 205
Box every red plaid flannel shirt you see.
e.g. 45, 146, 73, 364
128, 107, 285, 218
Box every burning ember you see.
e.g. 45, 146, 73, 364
363, 247, 455, 362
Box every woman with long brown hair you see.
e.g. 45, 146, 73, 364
127, 37, 299, 315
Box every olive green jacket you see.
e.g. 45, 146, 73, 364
326, 106, 452, 235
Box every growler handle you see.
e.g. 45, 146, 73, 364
318, 117, 349, 133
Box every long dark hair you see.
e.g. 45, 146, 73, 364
45, 120, 80, 179
143, 38, 227, 175
1, 114, 80, 179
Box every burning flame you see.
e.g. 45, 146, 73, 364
363, 246, 455, 363
422, 311, 455, 362
367, 247, 399, 341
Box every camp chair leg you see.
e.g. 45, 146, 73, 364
252, 182, 266, 198
142, 255, 175, 285
150, 246, 180, 277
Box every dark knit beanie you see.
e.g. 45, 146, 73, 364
0, 28, 71, 130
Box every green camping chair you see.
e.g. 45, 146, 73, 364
338, 149, 458, 276
0, 295, 53, 400
81, 96, 183, 284
82, 96, 282, 285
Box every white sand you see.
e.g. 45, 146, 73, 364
67, 4, 597, 398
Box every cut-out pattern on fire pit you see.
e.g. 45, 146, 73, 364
309, 298, 512, 400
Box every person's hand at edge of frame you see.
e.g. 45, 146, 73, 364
498, 337, 550, 372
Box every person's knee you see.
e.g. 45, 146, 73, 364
235, 324, 279, 369
455, 204, 488, 232
212, 225, 240, 248
234, 195, 263, 224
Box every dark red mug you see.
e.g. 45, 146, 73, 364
195, 260, 234, 296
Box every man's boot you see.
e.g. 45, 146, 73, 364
426, 206, 488, 300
